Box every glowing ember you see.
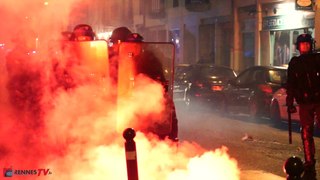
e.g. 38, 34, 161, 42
0, 0, 240, 179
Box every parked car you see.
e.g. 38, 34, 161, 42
220, 66, 287, 119
184, 64, 237, 109
270, 87, 300, 123
173, 64, 192, 103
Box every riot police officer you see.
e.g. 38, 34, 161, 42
286, 33, 320, 180
134, 48, 178, 141
70, 24, 96, 41
52, 24, 96, 91
108, 27, 133, 84
108, 26, 132, 59
109, 27, 179, 141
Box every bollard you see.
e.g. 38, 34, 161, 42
283, 156, 304, 180
123, 128, 139, 180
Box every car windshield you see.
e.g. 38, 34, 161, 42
189, 66, 235, 79
174, 65, 192, 83
268, 69, 287, 84
175, 65, 191, 76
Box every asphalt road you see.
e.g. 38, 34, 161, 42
175, 103, 320, 179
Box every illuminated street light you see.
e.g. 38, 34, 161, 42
275, 2, 295, 15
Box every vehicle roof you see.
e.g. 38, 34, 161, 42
176, 63, 191, 67
191, 63, 234, 70
241, 65, 287, 72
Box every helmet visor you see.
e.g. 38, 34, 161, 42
299, 42, 311, 53
75, 35, 93, 41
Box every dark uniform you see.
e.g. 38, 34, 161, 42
109, 28, 178, 141
286, 34, 320, 180
52, 24, 96, 91
108, 27, 133, 85
134, 49, 178, 140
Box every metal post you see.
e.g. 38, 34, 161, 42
314, 0, 320, 51
288, 111, 292, 144
123, 128, 139, 180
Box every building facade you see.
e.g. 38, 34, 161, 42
133, 0, 315, 73
234, 0, 315, 73
81, 0, 316, 73
131, 0, 233, 68
258, 0, 314, 66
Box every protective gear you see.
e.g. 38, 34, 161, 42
287, 105, 297, 113
283, 156, 304, 179
286, 54, 320, 105
70, 24, 96, 41
287, 36, 320, 179
109, 26, 132, 44
108, 27, 132, 58
126, 33, 144, 42
296, 33, 314, 53
301, 126, 317, 179
117, 41, 178, 141
134, 49, 178, 140
168, 101, 178, 141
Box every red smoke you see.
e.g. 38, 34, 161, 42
0, 0, 240, 179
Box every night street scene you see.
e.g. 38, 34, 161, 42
1, 0, 320, 179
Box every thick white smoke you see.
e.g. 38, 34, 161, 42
0, 1, 240, 179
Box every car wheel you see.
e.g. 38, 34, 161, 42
248, 100, 258, 119
314, 119, 320, 136
184, 92, 192, 110
218, 97, 229, 116
270, 101, 281, 123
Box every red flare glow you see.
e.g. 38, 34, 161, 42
0, 0, 240, 179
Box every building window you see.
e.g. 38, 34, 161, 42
185, 0, 210, 11
151, 0, 161, 13
148, 0, 165, 18
173, 0, 179, 7
273, 31, 290, 66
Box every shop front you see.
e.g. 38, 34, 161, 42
260, 2, 314, 66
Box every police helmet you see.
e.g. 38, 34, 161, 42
71, 24, 96, 41
109, 27, 132, 44
296, 33, 313, 51
126, 33, 144, 42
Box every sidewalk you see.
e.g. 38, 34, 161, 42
241, 170, 285, 180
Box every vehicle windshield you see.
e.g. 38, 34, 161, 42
189, 66, 236, 79
268, 69, 287, 84
175, 65, 192, 80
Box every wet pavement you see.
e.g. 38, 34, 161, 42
241, 170, 285, 180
